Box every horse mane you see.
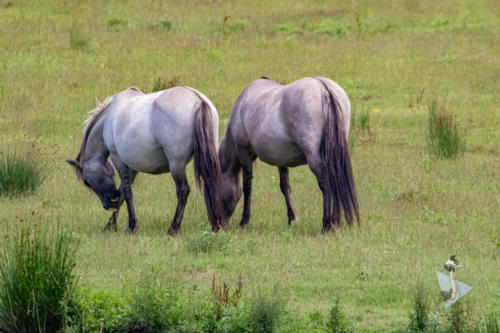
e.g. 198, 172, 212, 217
74, 95, 114, 179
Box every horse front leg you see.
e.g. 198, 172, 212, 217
167, 169, 190, 236
278, 167, 297, 226
112, 157, 139, 232
104, 183, 130, 231
240, 164, 253, 227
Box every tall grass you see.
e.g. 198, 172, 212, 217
427, 101, 465, 158
0, 151, 46, 196
408, 281, 430, 332
0, 227, 78, 332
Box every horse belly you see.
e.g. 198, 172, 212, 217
119, 145, 170, 174
254, 140, 306, 167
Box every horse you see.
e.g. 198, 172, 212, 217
66, 86, 226, 234
218, 76, 359, 233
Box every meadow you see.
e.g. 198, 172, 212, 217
0, 0, 499, 331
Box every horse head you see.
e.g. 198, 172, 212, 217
67, 156, 121, 211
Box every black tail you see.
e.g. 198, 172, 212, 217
318, 79, 360, 227
193, 99, 226, 231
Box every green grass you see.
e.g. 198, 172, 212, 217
0, 151, 47, 196
0, 0, 499, 331
427, 101, 466, 158
0, 227, 78, 332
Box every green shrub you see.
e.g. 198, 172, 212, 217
123, 282, 183, 332
0, 150, 47, 196
0, 227, 78, 333
248, 291, 284, 333
185, 231, 231, 254
73, 288, 127, 333
327, 297, 351, 333
427, 101, 465, 158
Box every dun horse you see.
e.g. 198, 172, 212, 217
219, 77, 359, 232
67, 86, 225, 234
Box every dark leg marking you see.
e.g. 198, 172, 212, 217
167, 171, 190, 236
308, 157, 334, 233
240, 166, 253, 226
278, 167, 297, 226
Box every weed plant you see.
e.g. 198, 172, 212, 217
408, 281, 430, 332
0, 151, 46, 196
0, 227, 78, 333
427, 101, 465, 158
327, 297, 351, 333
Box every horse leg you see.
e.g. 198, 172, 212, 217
307, 156, 333, 233
103, 171, 137, 231
112, 157, 139, 232
167, 168, 190, 236
240, 161, 254, 227
278, 167, 297, 226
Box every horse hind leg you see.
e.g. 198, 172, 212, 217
278, 167, 297, 226
307, 156, 334, 233
167, 167, 190, 236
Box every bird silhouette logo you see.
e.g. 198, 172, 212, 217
436, 255, 473, 308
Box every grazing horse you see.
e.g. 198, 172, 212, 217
67, 86, 225, 234
219, 77, 359, 232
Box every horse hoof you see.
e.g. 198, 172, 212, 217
167, 227, 180, 236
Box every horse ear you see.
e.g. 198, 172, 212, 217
66, 159, 82, 171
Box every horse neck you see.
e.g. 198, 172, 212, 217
219, 129, 240, 174
83, 116, 108, 162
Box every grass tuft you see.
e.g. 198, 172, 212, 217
69, 22, 88, 50
108, 15, 127, 27
150, 75, 180, 92
0, 227, 78, 333
427, 101, 465, 158
151, 19, 172, 31
185, 230, 231, 254
0, 150, 47, 197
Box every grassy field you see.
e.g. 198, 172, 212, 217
0, 0, 499, 331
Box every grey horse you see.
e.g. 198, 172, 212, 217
219, 77, 359, 232
67, 86, 225, 234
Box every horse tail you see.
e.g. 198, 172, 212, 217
192, 98, 226, 231
317, 78, 360, 227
